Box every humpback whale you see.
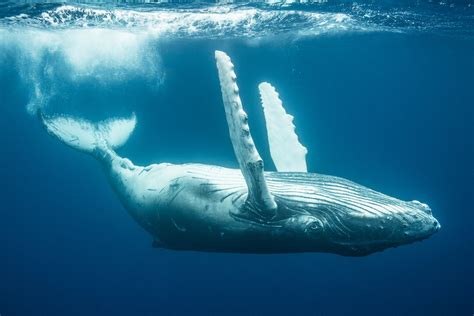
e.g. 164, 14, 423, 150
39, 51, 440, 256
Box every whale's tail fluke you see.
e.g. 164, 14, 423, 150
39, 112, 136, 156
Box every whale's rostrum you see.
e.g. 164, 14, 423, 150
38, 50, 440, 256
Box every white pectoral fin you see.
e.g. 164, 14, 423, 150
259, 82, 308, 172
215, 51, 277, 215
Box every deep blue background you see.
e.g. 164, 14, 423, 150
1, 32, 473, 315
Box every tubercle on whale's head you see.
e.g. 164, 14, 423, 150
399, 199, 441, 239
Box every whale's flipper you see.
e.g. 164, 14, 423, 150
259, 82, 308, 172
215, 51, 277, 217
39, 112, 136, 155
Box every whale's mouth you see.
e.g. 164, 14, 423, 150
330, 218, 440, 256
329, 209, 441, 255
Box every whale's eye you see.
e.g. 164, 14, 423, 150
305, 218, 323, 234
308, 222, 319, 231
300, 216, 323, 235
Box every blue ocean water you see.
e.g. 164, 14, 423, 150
0, 1, 473, 315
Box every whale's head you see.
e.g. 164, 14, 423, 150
310, 198, 441, 256
269, 173, 441, 256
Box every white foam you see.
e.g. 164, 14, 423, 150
0, 27, 163, 114
3, 4, 361, 38
6, 28, 160, 80
0, 4, 364, 115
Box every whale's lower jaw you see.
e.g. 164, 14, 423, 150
151, 220, 438, 256
149, 224, 438, 256
152, 231, 429, 256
